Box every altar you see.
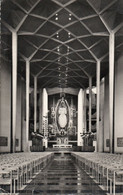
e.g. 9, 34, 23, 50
53, 144, 72, 148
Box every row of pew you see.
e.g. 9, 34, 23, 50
0, 152, 54, 194
71, 152, 123, 195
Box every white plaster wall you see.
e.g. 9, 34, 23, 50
114, 54, 123, 153
104, 74, 110, 152
0, 59, 11, 152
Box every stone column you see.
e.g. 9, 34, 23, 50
11, 31, 17, 153
109, 33, 115, 153
77, 89, 84, 146
34, 76, 37, 132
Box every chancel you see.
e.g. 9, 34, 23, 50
0, 0, 123, 194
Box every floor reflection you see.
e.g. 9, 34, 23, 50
19, 153, 106, 195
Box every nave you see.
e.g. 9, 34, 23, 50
19, 153, 105, 195
0, 152, 123, 195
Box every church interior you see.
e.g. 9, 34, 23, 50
1, 0, 123, 194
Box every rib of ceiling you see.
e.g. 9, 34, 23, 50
1, 0, 123, 89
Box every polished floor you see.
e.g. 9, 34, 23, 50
19, 153, 106, 195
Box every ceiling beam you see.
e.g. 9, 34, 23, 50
99, 0, 117, 15
114, 22, 123, 33
1, 20, 14, 33
46, 87, 79, 95
16, 0, 41, 32
34, 7, 63, 34
51, 0, 76, 7
38, 66, 88, 79
87, 0, 111, 33
11, 0, 28, 14
64, 7, 93, 34
40, 75, 85, 89
23, 33, 90, 77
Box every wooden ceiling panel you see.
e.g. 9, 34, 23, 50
11, 0, 40, 12
84, 63, 96, 77
101, 2, 121, 30
82, 16, 108, 33
37, 21, 60, 36
68, 53, 83, 61
31, 50, 48, 60
1, 34, 12, 47
23, 35, 47, 47
67, 63, 80, 70
78, 50, 95, 60
67, 39, 86, 50
91, 39, 109, 59
88, 0, 116, 13
46, 63, 59, 70
74, 61, 93, 70
30, 61, 49, 69
116, 36, 123, 47
18, 37, 36, 58
41, 39, 60, 50
30, 64, 42, 76
66, 21, 90, 36
38, 69, 54, 77
67, 0, 96, 18
43, 52, 59, 61
116, 26, 123, 36
19, 16, 45, 33
55, 0, 70, 5
2, 1, 25, 28
31, 0, 61, 18
80, 36, 106, 48
113, 13, 123, 30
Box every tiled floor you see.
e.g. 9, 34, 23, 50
19, 153, 106, 195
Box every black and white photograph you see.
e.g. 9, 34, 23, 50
0, 0, 123, 194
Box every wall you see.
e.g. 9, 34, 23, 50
0, 58, 11, 152
0, 57, 27, 153
114, 54, 123, 153
104, 74, 110, 152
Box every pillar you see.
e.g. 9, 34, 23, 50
25, 60, 30, 151
39, 88, 43, 134
34, 76, 37, 132
89, 77, 92, 132
21, 77, 24, 152
77, 89, 84, 146
11, 31, 17, 153
83, 89, 87, 133
109, 32, 115, 153
42, 88, 48, 148
96, 60, 100, 152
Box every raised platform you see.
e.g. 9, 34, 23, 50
53, 144, 72, 148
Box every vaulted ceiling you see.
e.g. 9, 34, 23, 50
1, 0, 123, 89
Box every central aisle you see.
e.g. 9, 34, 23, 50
20, 153, 106, 194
